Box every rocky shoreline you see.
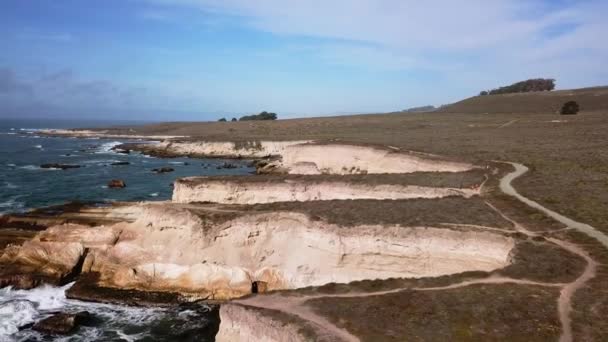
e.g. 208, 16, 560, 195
1, 135, 602, 341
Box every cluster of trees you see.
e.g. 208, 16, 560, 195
239, 111, 277, 121
479, 78, 555, 96
218, 111, 278, 122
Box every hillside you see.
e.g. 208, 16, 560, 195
437, 86, 608, 114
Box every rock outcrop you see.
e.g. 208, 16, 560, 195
216, 304, 311, 342
40, 164, 81, 170
108, 179, 126, 188
33, 311, 92, 335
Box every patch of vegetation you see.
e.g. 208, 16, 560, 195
497, 240, 586, 283
307, 285, 561, 341
480, 78, 555, 96
401, 105, 436, 113
218, 118, 227, 122
560, 101, 580, 115
239, 111, 277, 121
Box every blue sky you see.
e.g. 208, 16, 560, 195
0, 0, 606, 121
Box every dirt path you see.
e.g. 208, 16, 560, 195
499, 162, 608, 248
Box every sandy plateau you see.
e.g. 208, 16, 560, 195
1, 138, 606, 341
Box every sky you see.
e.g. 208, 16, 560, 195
0, 0, 607, 121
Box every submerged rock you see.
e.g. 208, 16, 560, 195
33, 311, 92, 335
217, 162, 238, 169
40, 163, 81, 170
152, 167, 175, 173
108, 179, 126, 188
110, 161, 130, 166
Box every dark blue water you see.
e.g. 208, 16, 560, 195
0, 119, 253, 214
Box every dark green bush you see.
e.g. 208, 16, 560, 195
560, 101, 580, 115
218, 117, 227, 122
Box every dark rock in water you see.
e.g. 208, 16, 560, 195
216, 162, 238, 169
110, 161, 130, 166
0, 273, 55, 290
67, 273, 188, 306
183, 162, 190, 166
108, 179, 126, 188
33, 311, 92, 335
111, 144, 131, 154
152, 167, 175, 173
40, 163, 81, 170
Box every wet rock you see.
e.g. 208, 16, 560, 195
111, 145, 131, 154
33, 311, 92, 335
108, 179, 126, 188
40, 163, 81, 170
0, 273, 53, 290
67, 273, 188, 306
152, 167, 175, 174
110, 161, 130, 166
216, 162, 238, 169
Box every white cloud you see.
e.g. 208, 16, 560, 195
144, 0, 608, 89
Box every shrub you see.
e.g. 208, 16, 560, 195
239, 111, 277, 121
479, 91, 489, 96
231, 118, 237, 122
218, 118, 227, 122
560, 101, 580, 115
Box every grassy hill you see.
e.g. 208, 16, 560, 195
437, 86, 608, 114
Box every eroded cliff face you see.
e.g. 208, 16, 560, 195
173, 178, 479, 204
216, 304, 310, 342
4, 203, 513, 300
260, 144, 476, 174
150, 140, 311, 158
126, 141, 476, 175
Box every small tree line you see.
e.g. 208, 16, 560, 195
479, 78, 555, 96
218, 111, 278, 122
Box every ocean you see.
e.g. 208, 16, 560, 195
0, 118, 253, 214
0, 118, 250, 341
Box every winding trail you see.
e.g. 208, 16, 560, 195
499, 162, 608, 248
231, 161, 605, 342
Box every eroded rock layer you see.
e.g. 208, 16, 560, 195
173, 174, 481, 204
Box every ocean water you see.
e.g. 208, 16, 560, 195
0, 119, 253, 214
0, 283, 219, 341
0, 118, 250, 341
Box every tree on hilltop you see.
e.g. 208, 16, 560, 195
239, 111, 278, 121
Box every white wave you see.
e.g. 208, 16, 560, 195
82, 159, 121, 165
168, 161, 187, 165
0, 283, 72, 337
4, 182, 18, 189
33, 145, 43, 149
6, 164, 16, 167
149, 193, 159, 197
0, 300, 38, 335
10, 128, 15, 131
95, 141, 123, 154
0, 199, 23, 209
18, 165, 38, 170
